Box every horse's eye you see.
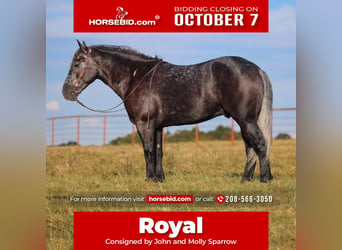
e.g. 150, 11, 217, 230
74, 63, 80, 67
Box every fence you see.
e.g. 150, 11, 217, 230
46, 108, 296, 146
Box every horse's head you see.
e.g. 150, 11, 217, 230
62, 40, 98, 101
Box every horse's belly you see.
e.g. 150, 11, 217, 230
160, 101, 223, 126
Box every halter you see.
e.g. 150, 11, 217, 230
71, 47, 92, 100
72, 47, 163, 114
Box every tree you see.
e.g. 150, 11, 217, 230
275, 133, 291, 139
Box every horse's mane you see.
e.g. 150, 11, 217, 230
93, 45, 160, 61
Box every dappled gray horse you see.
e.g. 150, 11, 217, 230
63, 41, 273, 183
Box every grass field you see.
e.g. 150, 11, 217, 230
46, 139, 296, 249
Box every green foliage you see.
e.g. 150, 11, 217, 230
58, 141, 77, 146
109, 133, 141, 145
204, 125, 242, 141
275, 133, 291, 139
109, 125, 241, 145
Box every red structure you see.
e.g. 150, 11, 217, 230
46, 108, 296, 146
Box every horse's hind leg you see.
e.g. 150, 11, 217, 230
239, 121, 273, 183
242, 144, 257, 182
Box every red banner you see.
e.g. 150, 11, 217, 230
74, 0, 268, 33
74, 211, 268, 249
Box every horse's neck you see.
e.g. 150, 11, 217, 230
96, 55, 132, 99
97, 54, 157, 100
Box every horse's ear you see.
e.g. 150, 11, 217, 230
77, 39, 82, 48
76, 39, 88, 53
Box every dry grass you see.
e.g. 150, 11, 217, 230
46, 140, 296, 249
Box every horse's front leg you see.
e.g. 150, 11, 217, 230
155, 128, 165, 181
136, 123, 157, 181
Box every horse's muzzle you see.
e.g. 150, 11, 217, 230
62, 83, 77, 101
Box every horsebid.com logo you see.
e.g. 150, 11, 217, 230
88, 6, 158, 26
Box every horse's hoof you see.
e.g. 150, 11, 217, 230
241, 176, 254, 183
154, 176, 164, 183
260, 176, 273, 183
145, 177, 164, 183
145, 177, 154, 182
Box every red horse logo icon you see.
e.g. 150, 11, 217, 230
116, 6, 128, 20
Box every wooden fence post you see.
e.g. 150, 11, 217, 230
51, 118, 55, 147
231, 119, 234, 146
195, 124, 199, 147
131, 125, 135, 146
103, 116, 107, 146
77, 116, 80, 146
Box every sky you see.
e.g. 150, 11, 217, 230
46, 0, 296, 142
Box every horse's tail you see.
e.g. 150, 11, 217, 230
258, 70, 273, 160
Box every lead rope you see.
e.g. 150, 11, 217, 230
76, 100, 126, 113
147, 62, 160, 130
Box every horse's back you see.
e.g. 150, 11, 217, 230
152, 56, 265, 126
